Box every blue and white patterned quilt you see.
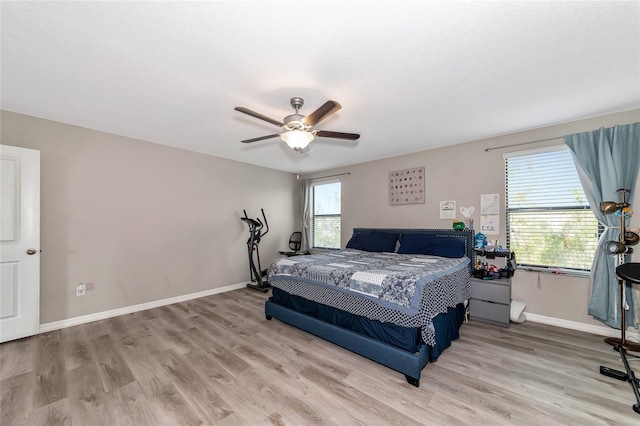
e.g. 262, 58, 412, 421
268, 250, 470, 316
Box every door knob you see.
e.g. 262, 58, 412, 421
26, 248, 37, 255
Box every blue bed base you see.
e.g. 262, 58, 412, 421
265, 300, 463, 386
265, 227, 473, 387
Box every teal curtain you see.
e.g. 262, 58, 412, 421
565, 123, 640, 329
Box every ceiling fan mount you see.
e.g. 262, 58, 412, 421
235, 97, 360, 152
289, 96, 304, 111
283, 97, 308, 130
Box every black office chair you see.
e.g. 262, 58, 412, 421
600, 262, 640, 415
278, 232, 309, 257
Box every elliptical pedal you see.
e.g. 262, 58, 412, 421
246, 282, 271, 293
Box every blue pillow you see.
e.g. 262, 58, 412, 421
345, 231, 399, 252
398, 234, 466, 258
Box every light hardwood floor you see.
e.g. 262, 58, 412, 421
1, 288, 639, 425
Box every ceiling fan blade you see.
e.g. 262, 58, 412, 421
302, 100, 342, 126
241, 134, 281, 143
315, 130, 360, 140
235, 107, 284, 126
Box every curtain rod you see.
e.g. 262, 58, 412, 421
484, 136, 564, 152
296, 172, 351, 180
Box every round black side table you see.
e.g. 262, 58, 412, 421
600, 262, 640, 415
604, 263, 640, 352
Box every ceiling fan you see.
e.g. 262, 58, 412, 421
234, 97, 360, 152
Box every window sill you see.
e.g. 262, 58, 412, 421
310, 247, 340, 254
517, 266, 590, 278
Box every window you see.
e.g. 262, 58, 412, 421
505, 146, 599, 273
311, 181, 341, 249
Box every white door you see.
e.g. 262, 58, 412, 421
0, 145, 40, 343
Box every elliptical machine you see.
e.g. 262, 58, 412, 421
241, 209, 271, 292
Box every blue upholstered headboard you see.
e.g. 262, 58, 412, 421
352, 228, 475, 272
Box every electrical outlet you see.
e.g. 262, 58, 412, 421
76, 283, 86, 296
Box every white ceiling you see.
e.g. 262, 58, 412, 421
2, 1, 639, 173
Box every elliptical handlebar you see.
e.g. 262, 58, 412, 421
241, 209, 263, 230
260, 208, 269, 237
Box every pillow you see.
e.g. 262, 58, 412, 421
398, 234, 466, 258
345, 231, 399, 252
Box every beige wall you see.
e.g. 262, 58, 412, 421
304, 109, 640, 328
1, 111, 298, 323
3, 108, 638, 329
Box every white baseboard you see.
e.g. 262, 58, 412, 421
39, 282, 249, 333
524, 312, 640, 341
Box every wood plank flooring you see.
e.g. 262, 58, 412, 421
2, 288, 639, 425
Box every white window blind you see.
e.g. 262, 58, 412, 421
311, 181, 341, 249
505, 146, 599, 272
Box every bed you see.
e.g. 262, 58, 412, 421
265, 228, 474, 387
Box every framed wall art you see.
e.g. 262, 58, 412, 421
389, 166, 425, 205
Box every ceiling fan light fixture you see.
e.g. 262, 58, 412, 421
281, 130, 314, 151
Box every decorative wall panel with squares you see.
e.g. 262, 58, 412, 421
389, 166, 425, 205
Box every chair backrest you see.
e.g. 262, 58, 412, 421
289, 232, 302, 252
